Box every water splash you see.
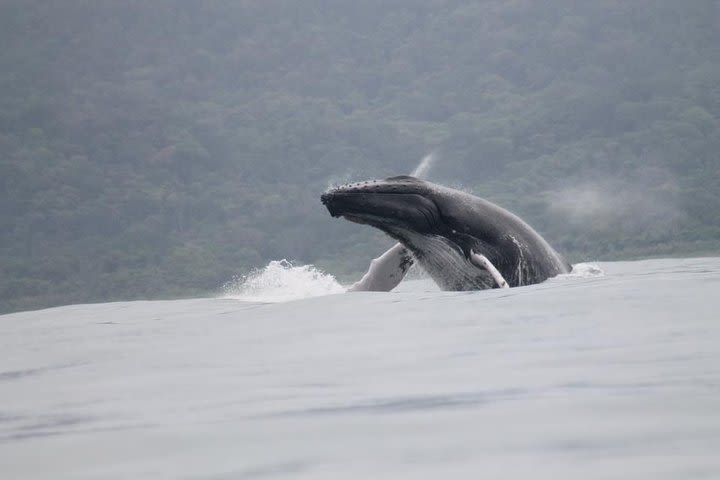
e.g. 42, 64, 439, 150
567, 262, 605, 278
411, 153, 436, 179
222, 260, 346, 303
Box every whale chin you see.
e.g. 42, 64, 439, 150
341, 214, 371, 226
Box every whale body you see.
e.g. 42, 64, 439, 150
321, 176, 570, 291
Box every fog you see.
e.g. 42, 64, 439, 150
545, 177, 684, 230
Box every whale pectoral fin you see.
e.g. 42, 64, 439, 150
348, 243, 414, 292
470, 251, 509, 289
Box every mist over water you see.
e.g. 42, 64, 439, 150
545, 180, 683, 228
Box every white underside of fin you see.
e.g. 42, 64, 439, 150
470, 251, 509, 289
348, 243, 414, 292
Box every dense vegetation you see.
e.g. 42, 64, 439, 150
1, 1, 719, 313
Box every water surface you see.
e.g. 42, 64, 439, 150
1, 258, 719, 479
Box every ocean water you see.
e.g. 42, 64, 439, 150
1, 257, 719, 479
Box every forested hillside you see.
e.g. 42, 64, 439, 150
1, 1, 719, 313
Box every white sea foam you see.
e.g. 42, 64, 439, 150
222, 260, 345, 302
570, 262, 605, 276
566, 262, 605, 277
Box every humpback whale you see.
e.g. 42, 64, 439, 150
321, 176, 571, 292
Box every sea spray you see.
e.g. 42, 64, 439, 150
551, 262, 605, 280
411, 153, 436, 179
564, 262, 605, 278
222, 260, 345, 302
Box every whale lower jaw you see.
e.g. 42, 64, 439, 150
340, 214, 370, 226
390, 230, 495, 291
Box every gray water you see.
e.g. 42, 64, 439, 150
1, 257, 719, 479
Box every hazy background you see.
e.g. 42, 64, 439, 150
1, 0, 718, 313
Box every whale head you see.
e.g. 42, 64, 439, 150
321, 176, 442, 233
